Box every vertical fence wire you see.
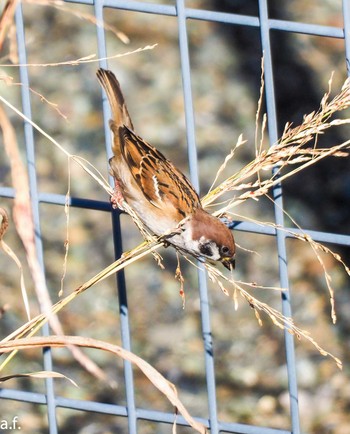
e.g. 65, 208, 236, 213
14, 4, 58, 434
257, 2, 300, 433
176, 1, 219, 432
94, 1, 138, 432
1, 1, 349, 433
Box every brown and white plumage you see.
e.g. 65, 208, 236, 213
97, 68, 235, 269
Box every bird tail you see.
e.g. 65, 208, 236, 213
96, 68, 134, 154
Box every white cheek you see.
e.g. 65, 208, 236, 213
208, 246, 221, 261
165, 225, 222, 262
198, 237, 221, 261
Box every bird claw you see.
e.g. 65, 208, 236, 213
110, 180, 125, 210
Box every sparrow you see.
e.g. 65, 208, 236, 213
96, 68, 235, 269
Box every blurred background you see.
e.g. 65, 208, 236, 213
0, 0, 349, 433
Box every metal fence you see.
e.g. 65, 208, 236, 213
1, 1, 350, 433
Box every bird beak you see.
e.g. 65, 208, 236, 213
222, 257, 235, 270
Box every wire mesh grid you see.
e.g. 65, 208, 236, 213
1, 1, 350, 433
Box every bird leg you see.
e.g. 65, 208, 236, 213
110, 178, 126, 210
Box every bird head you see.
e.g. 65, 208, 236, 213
187, 208, 236, 269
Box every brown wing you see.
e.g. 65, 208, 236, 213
97, 68, 201, 214
120, 127, 201, 214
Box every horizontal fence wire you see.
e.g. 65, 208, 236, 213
1, 1, 350, 434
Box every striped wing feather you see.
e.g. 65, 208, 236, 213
119, 126, 200, 214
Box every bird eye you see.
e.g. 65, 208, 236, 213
220, 245, 231, 256
199, 243, 213, 257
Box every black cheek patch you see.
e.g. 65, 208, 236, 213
199, 243, 213, 257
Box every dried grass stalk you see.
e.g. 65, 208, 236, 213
1, 71, 349, 377
0, 335, 207, 434
202, 76, 350, 211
